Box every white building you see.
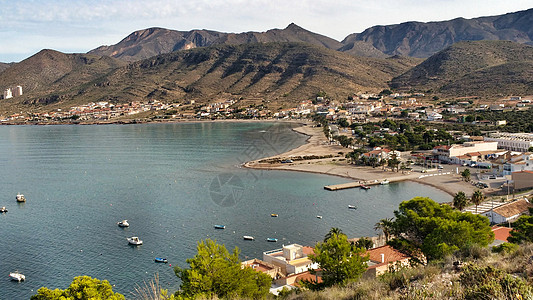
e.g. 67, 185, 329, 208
433, 141, 499, 163
3, 88, 12, 99
263, 244, 317, 277
426, 111, 442, 121
482, 199, 533, 224
485, 133, 533, 152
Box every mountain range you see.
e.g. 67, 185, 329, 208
1, 8, 532, 113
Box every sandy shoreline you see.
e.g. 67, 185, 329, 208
245, 123, 476, 197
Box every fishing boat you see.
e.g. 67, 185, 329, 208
348, 205, 357, 209
243, 235, 255, 240
127, 236, 143, 245
0, 206, 7, 213
380, 179, 390, 185
154, 257, 168, 263
214, 225, 225, 229
117, 220, 129, 227
16, 194, 26, 202
9, 271, 25, 282
360, 185, 371, 190
270, 214, 278, 217
266, 238, 278, 242
316, 215, 323, 219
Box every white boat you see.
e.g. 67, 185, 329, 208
9, 272, 25, 281
117, 220, 129, 227
316, 215, 323, 219
243, 235, 254, 240
0, 206, 7, 213
348, 205, 357, 209
127, 236, 143, 245
16, 193, 26, 202
380, 179, 390, 185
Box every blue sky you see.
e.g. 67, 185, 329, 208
0, 0, 532, 62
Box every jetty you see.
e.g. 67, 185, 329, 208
324, 171, 452, 191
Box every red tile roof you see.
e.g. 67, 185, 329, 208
492, 226, 513, 242
365, 245, 410, 269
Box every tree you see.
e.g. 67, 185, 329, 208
324, 227, 343, 242
390, 197, 493, 261
453, 191, 469, 211
308, 231, 368, 289
461, 168, 471, 182
337, 118, 349, 128
174, 239, 271, 299
353, 237, 373, 250
471, 190, 485, 214
528, 146, 533, 152
374, 217, 394, 242
508, 208, 533, 244
31, 276, 125, 300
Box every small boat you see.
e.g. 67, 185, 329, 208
127, 236, 143, 245
380, 179, 390, 185
16, 194, 26, 202
154, 257, 168, 263
9, 271, 25, 281
266, 238, 278, 242
117, 220, 129, 227
271, 214, 278, 217
0, 206, 7, 213
360, 185, 371, 190
348, 205, 357, 209
214, 225, 225, 229
316, 215, 323, 219
243, 235, 255, 240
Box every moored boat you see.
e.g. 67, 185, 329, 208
127, 236, 143, 245
117, 220, 129, 227
214, 225, 225, 229
154, 257, 168, 263
16, 194, 26, 202
316, 215, 323, 219
243, 235, 254, 240
0, 206, 7, 213
266, 238, 278, 242
360, 185, 370, 190
9, 271, 25, 281
270, 214, 278, 217
380, 179, 390, 185
348, 205, 357, 209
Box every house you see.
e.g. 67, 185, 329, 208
512, 170, 533, 190
364, 245, 411, 278
485, 132, 533, 152
363, 147, 401, 162
490, 226, 513, 246
433, 142, 499, 163
482, 199, 533, 224
241, 258, 281, 279
263, 244, 317, 277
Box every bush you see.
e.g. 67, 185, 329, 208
492, 242, 519, 254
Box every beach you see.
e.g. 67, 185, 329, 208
245, 123, 477, 197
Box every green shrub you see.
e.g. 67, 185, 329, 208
492, 242, 519, 254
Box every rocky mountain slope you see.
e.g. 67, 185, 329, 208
343, 8, 533, 58
89, 24, 347, 62
389, 40, 533, 96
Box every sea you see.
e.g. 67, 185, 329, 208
0, 122, 451, 299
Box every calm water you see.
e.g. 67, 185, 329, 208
0, 122, 450, 299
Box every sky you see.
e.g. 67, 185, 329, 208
0, 0, 532, 62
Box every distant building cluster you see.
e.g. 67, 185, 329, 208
2, 85, 22, 99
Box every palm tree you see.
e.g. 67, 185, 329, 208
453, 191, 469, 211
374, 218, 394, 242
324, 227, 344, 242
471, 190, 485, 214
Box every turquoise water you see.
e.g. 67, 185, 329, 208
0, 122, 450, 299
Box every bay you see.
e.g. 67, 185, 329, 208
0, 122, 450, 299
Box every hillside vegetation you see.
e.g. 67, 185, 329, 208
389, 40, 533, 96
34, 43, 417, 110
